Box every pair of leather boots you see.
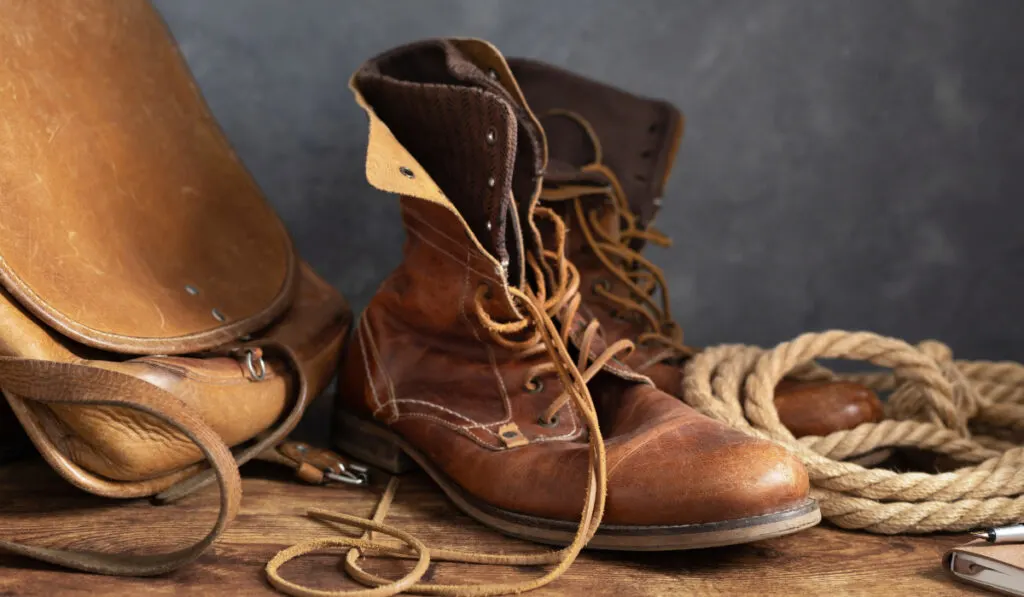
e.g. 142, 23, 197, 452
333, 39, 884, 552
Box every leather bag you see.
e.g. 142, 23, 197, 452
0, 0, 350, 575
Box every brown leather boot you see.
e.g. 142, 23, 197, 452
334, 39, 819, 554
507, 58, 884, 439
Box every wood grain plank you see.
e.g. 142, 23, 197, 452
0, 459, 987, 596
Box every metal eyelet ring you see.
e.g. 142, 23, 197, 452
591, 279, 611, 294
537, 414, 560, 428
399, 166, 415, 178
244, 348, 267, 381
486, 128, 497, 145
524, 378, 544, 393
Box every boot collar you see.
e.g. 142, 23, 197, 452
508, 58, 683, 228
350, 39, 550, 296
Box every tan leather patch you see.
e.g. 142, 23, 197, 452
498, 423, 529, 448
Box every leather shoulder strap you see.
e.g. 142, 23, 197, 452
0, 358, 242, 576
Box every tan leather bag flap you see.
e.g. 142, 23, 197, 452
0, 0, 295, 355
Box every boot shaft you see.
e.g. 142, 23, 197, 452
514, 60, 687, 346
510, 58, 684, 228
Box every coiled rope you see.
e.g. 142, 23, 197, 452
681, 330, 1024, 534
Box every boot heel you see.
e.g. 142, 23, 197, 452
333, 409, 417, 475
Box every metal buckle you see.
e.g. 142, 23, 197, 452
243, 348, 266, 381
324, 462, 370, 486
288, 442, 369, 486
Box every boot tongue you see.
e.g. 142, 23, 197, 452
351, 39, 546, 288
509, 58, 683, 228
440, 41, 547, 286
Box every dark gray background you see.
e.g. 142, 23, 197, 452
153, 0, 1024, 361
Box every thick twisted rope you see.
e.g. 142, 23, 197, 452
681, 330, 1024, 534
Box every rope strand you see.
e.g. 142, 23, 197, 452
682, 331, 1024, 534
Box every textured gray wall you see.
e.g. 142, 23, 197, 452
154, 0, 1024, 361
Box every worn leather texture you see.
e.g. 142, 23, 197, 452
510, 58, 682, 229
513, 59, 885, 438
2, 264, 349, 492
338, 38, 810, 528
0, 1, 351, 575
0, 0, 296, 355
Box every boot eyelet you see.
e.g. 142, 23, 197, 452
523, 378, 544, 393
537, 414, 560, 427
591, 279, 611, 294
399, 166, 415, 178
486, 128, 497, 145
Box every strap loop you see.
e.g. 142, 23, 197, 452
0, 357, 242, 575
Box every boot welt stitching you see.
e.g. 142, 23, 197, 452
419, 200, 586, 443
406, 211, 503, 284
356, 315, 384, 414
391, 398, 499, 435
403, 202, 586, 443
399, 411, 503, 450
360, 315, 401, 422
457, 246, 514, 429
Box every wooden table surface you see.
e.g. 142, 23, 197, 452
0, 458, 986, 596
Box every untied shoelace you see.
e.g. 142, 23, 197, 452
266, 207, 634, 596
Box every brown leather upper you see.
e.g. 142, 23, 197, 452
339, 39, 810, 528
512, 58, 885, 438
509, 58, 682, 229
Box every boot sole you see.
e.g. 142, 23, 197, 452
333, 410, 821, 551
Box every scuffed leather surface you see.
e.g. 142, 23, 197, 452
774, 379, 884, 438
339, 203, 810, 525
1, 263, 349, 489
519, 59, 887, 438
339, 39, 810, 528
0, 0, 295, 354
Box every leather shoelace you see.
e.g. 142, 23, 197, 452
539, 110, 696, 369
266, 207, 633, 596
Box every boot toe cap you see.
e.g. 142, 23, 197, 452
603, 411, 811, 527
